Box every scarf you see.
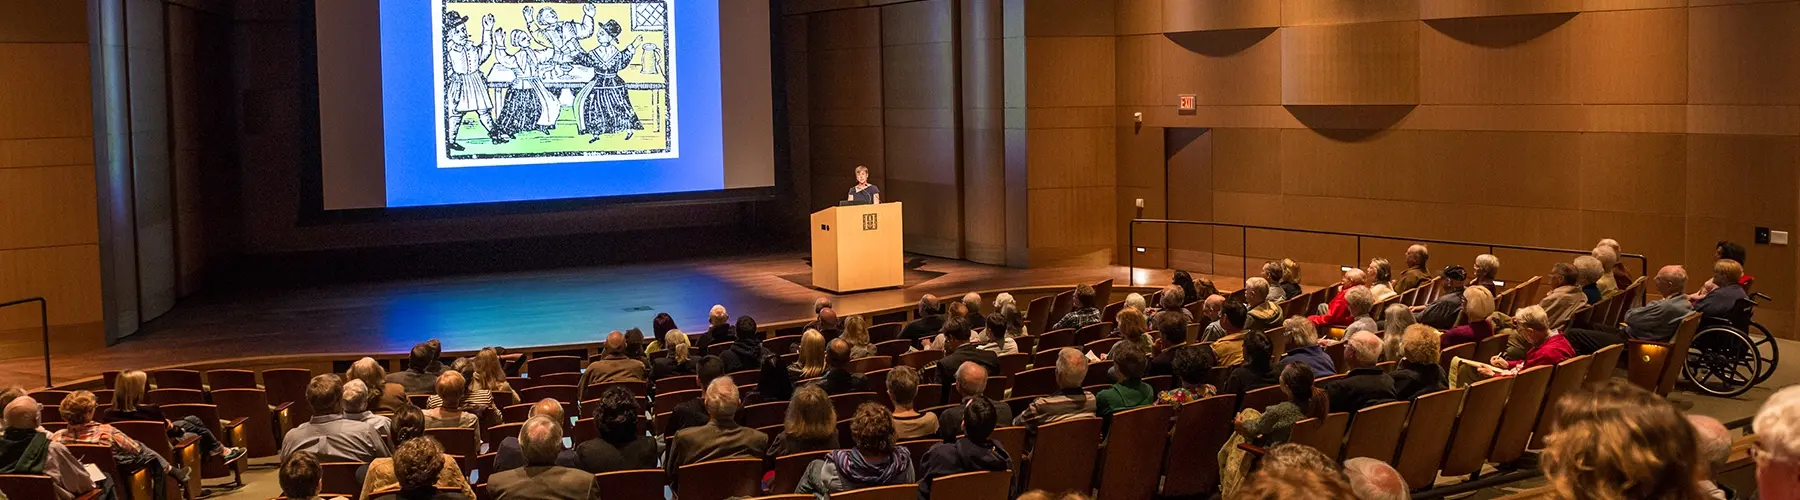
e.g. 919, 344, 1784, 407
828, 446, 912, 486
0, 428, 49, 474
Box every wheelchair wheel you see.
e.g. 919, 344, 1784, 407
1683, 327, 1761, 398
1749, 321, 1780, 386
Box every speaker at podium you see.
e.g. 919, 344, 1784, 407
810, 202, 903, 293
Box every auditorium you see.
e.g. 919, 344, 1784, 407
5, 0, 1800, 499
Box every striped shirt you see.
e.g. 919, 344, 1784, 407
52, 422, 142, 455
1012, 389, 1097, 427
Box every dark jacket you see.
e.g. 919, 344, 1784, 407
936, 401, 1013, 442
1222, 364, 1280, 398
1416, 287, 1466, 330
1695, 283, 1749, 328
663, 399, 709, 438
769, 430, 839, 458
1388, 361, 1446, 401
1320, 367, 1396, 414
813, 369, 868, 396
649, 357, 697, 383
721, 338, 773, 374
935, 345, 999, 405
492, 436, 577, 474
901, 316, 948, 348
704, 323, 735, 349
486, 465, 600, 500
570, 435, 659, 474
385, 370, 439, 394
916, 438, 1011, 500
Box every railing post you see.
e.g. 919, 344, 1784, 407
39, 300, 49, 387
1241, 226, 1248, 280
1127, 220, 1135, 285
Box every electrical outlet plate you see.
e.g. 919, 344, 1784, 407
1774, 230, 1789, 246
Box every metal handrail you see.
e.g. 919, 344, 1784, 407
1127, 219, 1650, 290
0, 297, 50, 387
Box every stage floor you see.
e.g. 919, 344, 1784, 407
7, 252, 1136, 388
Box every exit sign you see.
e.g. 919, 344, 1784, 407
1177, 94, 1196, 112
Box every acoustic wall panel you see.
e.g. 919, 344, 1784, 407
1161, 0, 1282, 32
1281, 22, 1419, 105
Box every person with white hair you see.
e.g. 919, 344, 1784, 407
1597, 239, 1634, 290
0, 395, 97, 499
1473, 254, 1501, 293
1591, 246, 1621, 296
1396, 244, 1431, 292
1755, 385, 1800, 500
1279, 317, 1335, 376
340, 379, 392, 439
664, 377, 769, 486
1688, 414, 1734, 500
962, 292, 986, 330
487, 416, 600, 498
1344, 457, 1409, 500
1261, 261, 1291, 303
1013, 348, 1097, 428
1123, 293, 1146, 313
1573, 255, 1607, 305
1308, 268, 1368, 328
1322, 332, 1396, 413
1242, 277, 1283, 333
1342, 287, 1378, 338
1366, 258, 1397, 301
1623, 265, 1693, 342
703, 304, 734, 347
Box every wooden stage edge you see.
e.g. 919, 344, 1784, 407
4, 251, 1211, 389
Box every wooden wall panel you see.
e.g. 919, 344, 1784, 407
1421, 0, 1582, 19
1281, 22, 1419, 105
1686, 134, 1798, 229
1116, 0, 1164, 35
1414, 131, 1582, 210
1420, 15, 1580, 105
0, 166, 100, 249
1023, 0, 1117, 37
1115, 35, 1163, 106
1277, 128, 1423, 201
1209, 127, 1281, 195
1163, 30, 1284, 106
1162, 0, 1282, 32
1578, 133, 1688, 216
1281, 0, 1419, 26
1578, 8, 1688, 104
1688, 2, 1800, 105
1024, 37, 1118, 108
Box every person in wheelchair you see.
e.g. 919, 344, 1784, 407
1694, 260, 1752, 331
1690, 241, 1754, 301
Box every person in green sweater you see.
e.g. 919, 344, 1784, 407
1095, 342, 1155, 428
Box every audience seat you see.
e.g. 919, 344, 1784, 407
1292, 412, 1350, 462
1472, 334, 1509, 368
210, 387, 289, 459
874, 339, 912, 358
832, 484, 916, 500
519, 385, 578, 407
928, 470, 1010, 500
1073, 323, 1110, 346
1160, 394, 1236, 497
163, 403, 247, 484
868, 322, 903, 343
764, 335, 803, 355
113, 420, 199, 500
27, 390, 69, 407
65, 443, 135, 500
656, 376, 702, 396
676, 458, 763, 500
147, 388, 205, 406
1487, 365, 1555, 465
654, 389, 702, 416
1628, 311, 1702, 397
532, 372, 581, 388
0, 474, 102, 500
1440, 343, 1475, 372
846, 356, 894, 374
1530, 354, 1595, 449
1082, 361, 1115, 388
1083, 338, 1119, 357
1023, 417, 1101, 496
1046, 292, 1075, 332
594, 469, 667, 500
1441, 377, 1514, 478
898, 350, 944, 370
261, 368, 314, 422
427, 427, 481, 465
205, 369, 258, 390
1586, 343, 1624, 386
526, 355, 583, 377
1101, 301, 1124, 324
831, 393, 878, 424
991, 426, 1027, 473
899, 439, 937, 466
1009, 367, 1057, 399
913, 384, 944, 409
1026, 296, 1053, 332
1241, 385, 1285, 411
741, 401, 789, 429
1394, 388, 1466, 490
1343, 400, 1410, 463
983, 376, 1008, 400
1096, 405, 1172, 500
152, 369, 206, 392
1033, 329, 1076, 354
320, 462, 366, 499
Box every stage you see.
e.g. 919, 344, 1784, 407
3, 252, 1140, 388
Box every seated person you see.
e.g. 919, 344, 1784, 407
796, 403, 916, 497
102, 369, 243, 462
1341, 286, 1379, 338
1013, 348, 1097, 428
1537, 263, 1588, 329
814, 338, 870, 396
421, 371, 479, 435
2, 395, 97, 499
1439, 285, 1497, 348
1387, 325, 1446, 400
1222, 363, 1330, 495
1241, 278, 1283, 334
1622, 265, 1693, 342
1694, 259, 1750, 328
1156, 345, 1218, 408
1414, 265, 1469, 330
917, 397, 1010, 500
1277, 317, 1334, 377
1451, 305, 1578, 387
1321, 332, 1396, 414
385, 341, 444, 395
494, 399, 576, 473
1221, 330, 1280, 398
360, 404, 475, 499
664, 378, 770, 487
1095, 343, 1155, 424
935, 363, 1013, 442
887, 366, 940, 440
282, 450, 350, 500
484, 417, 599, 500
53, 390, 177, 489
1307, 269, 1366, 328
578, 332, 649, 400
281, 375, 391, 463
571, 387, 658, 473
1051, 284, 1104, 331
769, 385, 840, 458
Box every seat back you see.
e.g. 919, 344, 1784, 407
1658, 312, 1703, 396
0, 474, 64, 499
65, 443, 130, 500
898, 350, 945, 370
834, 484, 916, 500
990, 426, 1027, 472
1101, 301, 1125, 324
913, 384, 945, 409
593, 469, 667, 500
654, 389, 703, 416
1394, 388, 1466, 490
1439, 342, 1475, 372
206, 369, 259, 390
741, 401, 789, 429
1530, 354, 1595, 449
588, 380, 648, 399
1241, 385, 1285, 411
831, 392, 879, 421
1160, 394, 1237, 496
1472, 334, 1509, 367
147, 388, 205, 405
874, 339, 912, 358
1097, 405, 1173, 500
320, 462, 366, 499
211, 388, 282, 458
1024, 417, 1102, 495
152, 369, 205, 391
1586, 343, 1623, 386
764, 335, 803, 355
1344, 400, 1410, 463
1073, 322, 1111, 346
930, 470, 1011, 500
1293, 412, 1351, 461
111, 420, 180, 464
533, 372, 581, 388
846, 356, 895, 374
1093, 278, 1114, 308
1010, 367, 1058, 399
1082, 361, 1115, 388
1047, 291, 1076, 330
1441, 376, 1514, 476
426, 427, 481, 461
262, 368, 314, 422
655, 375, 700, 395
519, 384, 578, 405
994, 353, 1029, 379
1034, 329, 1077, 354
675, 458, 763, 499
1487, 364, 1554, 464
869, 322, 904, 343
526, 355, 583, 376
1083, 338, 1121, 358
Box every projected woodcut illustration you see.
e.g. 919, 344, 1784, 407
435, 0, 674, 168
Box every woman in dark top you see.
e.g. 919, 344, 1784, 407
1388, 324, 1448, 400
649, 332, 698, 382
100, 370, 242, 461
767, 385, 838, 459
1222, 330, 1281, 398
1172, 271, 1200, 309
847, 165, 881, 204
572, 387, 658, 473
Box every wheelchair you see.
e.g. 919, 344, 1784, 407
1682, 292, 1780, 397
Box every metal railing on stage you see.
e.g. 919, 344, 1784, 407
0, 297, 51, 387
1126, 218, 1649, 293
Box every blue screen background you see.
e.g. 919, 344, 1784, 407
378, 1, 723, 207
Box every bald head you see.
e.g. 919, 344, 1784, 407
520, 416, 563, 465
962, 292, 982, 312
1688, 414, 1731, 472
530, 398, 565, 422
1343, 268, 1367, 286
1055, 348, 1089, 389
1344, 457, 1409, 500
813, 297, 833, 313
827, 338, 852, 367
605, 331, 626, 353
1655, 265, 1688, 298
956, 362, 990, 398
1346, 332, 1383, 367
1202, 294, 1226, 319
818, 308, 839, 329
3, 396, 38, 429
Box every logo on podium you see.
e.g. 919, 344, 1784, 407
862, 214, 878, 230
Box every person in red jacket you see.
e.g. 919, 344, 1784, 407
1308, 268, 1367, 328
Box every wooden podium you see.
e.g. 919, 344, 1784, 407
811, 202, 904, 293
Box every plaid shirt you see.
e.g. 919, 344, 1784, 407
53, 422, 142, 455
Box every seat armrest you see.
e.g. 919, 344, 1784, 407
74, 489, 103, 500
223, 417, 248, 430
171, 434, 200, 452
1237, 443, 1269, 457
271, 401, 293, 413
